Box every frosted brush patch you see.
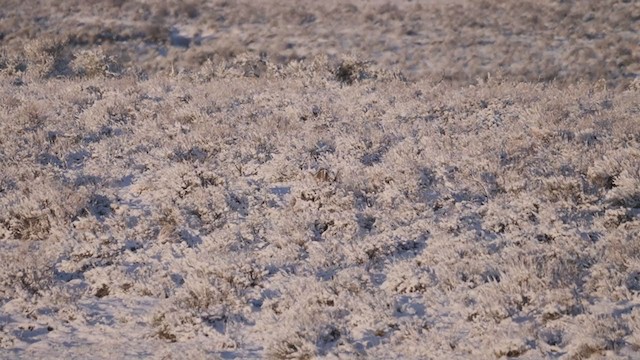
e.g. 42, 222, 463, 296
0, 1, 638, 357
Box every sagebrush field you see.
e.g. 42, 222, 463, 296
1, 1, 639, 359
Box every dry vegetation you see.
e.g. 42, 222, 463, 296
1, 0, 639, 86
0, 0, 639, 359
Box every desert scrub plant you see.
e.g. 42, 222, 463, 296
493, 338, 530, 358
0, 174, 94, 242
568, 314, 630, 359
0, 327, 15, 350
150, 312, 179, 343
382, 261, 438, 294
195, 53, 279, 80
541, 175, 584, 203
265, 335, 316, 360
587, 147, 640, 194
333, 54, 402, 85
0, 242, 59, 301
151, 301, 232, 343
605, 169, 640, 208
0, 50, 25, 77
334, 56, 373, 85
15, 99, 51, 134
71, 49, 112, 78
259, 273, 370, 358
2, 211, 51, 242
264, 312, 347, 359
21, 38, 73, 79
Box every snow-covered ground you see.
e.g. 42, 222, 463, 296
1, 0, 640, 358
1, 64, 639, 358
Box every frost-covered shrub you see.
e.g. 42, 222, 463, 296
0, 51, 639, 358
71, 49, 110, 78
